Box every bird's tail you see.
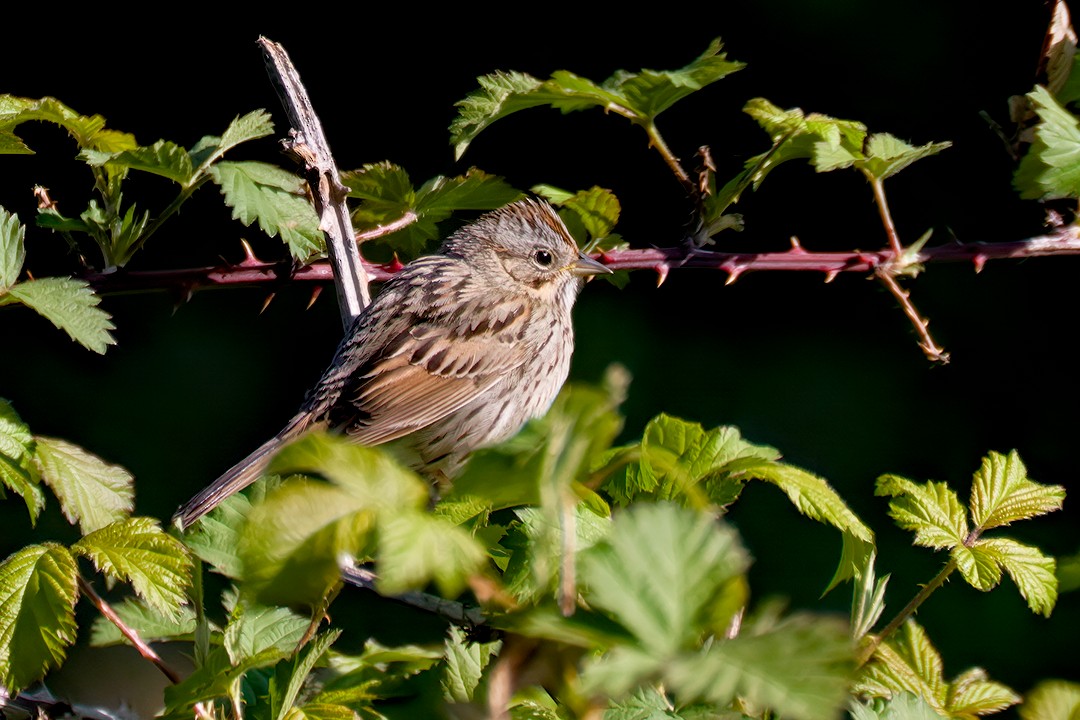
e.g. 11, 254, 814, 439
173, 414, 309, 530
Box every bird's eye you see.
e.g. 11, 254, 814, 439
533, 249, 554, 267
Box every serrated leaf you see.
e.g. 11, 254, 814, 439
180, 475, 283, 578
875, 475, 968, 549
1015, 85, 1080, 199
952, 543, 1005, 591
220, 109, 275, 152
0, 95, 136, 152
663, 613, 852, 720
224, 603, 310, 665
976, 537, 1058, 616
0, 206, 25, 290
450, 71, 549, 159
344, 163, 520, 258
1020, 680, 1080, 720
163, 643, 286, 716
442, 624, 501, 703
0, 398, 44, 523
501, 504, 611, 604
0, 543, 79, 692
6, 276, 116, 353
949, 667, 1022, 716
451, 39, 741, 158
270, 630, 341, 720
606, 413, 778, 507
237, 476, 372, 607
969, 450, 1065, 530
72, 517, 193, 619
858, 133, 952, 182
376, 509, 486, 597
856, 620, 948, 712
83, 139, 194, 184
33, 435, 133, 534
850, 552, 889, 641
849, 693, 944, 720
210, 160, 323, 260
0, 129, 33, 155
551, 186, 621, 250
89, 597, 197, 646
580, 503, 750, 656
750, 462, 875, 543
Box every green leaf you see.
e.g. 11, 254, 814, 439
89, 597, 197, 646
33, 435, 134, 534
0, 129, 32, 155
663, 613, 852, 720
180, 475, 283, 578
0, 95, 137, 153
849, 693, 944, 720
344, 163, 520, 258
857, 133, 952, 182
0, 398, 44, 523
975, 537, 1058, 616
969, 450, 1065, 531
0, 544, 79, 692
1015, 85, 1080, 200
750, 462, 875, 542
376, 509, 487, 597
501, 504, 611, 604
850, 552, 889, 641
1020, 680, 1080, 720
549, 186, 621, 251
580, 503, 750, 656
450, 39, 742, 158
237, 476, 371, 607
605, 413, 778, 506
163, 643, 286, 716
450, 71, 548, 159
83, 139, 194, 184
220, 109, 276, 154
225, 603, 310, 665
856, 618, 1020, 717
6, 276, 116, 353
269, 630, 341, 720
72, 517, 193, 619
952, 543, 1004, 591
875, 475, 968, 549
210, 160, 323, 260
949, 667, 1024, 717
442, 624, 501, 703
0, 206, 25, 290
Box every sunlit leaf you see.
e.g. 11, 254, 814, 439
83, 139, 194, 184
72, 517, 193, 619
442, 624, 501, 703
376, 509, 486, 597
858, 133, 952, 182
1020, 679, 1080, 720
0, 398, 43, 523
580, 503, 750, 656
976, 537, 1058, 616
0, 544, 79, 692
969, 450, 1065, 531
1015, 85, 1080, 199
210, 160, 323, 260
0, 206, 25, 290
224, 603, 310, 665
33, 435, 134, 534
875, 475, 967, 549
6, 277, 116, 353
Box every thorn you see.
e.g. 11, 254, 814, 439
824, 269, 839, 283
261, 292, 276, 314
655, 264, 669, 287
973, 254, 987, 273
789, 235, 805, 252
239, 239, 260, 266
387, 254, 406, 273
725, 266, 744, 285
306, 285, 323, 310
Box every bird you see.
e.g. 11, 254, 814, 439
173, 197, 610, 529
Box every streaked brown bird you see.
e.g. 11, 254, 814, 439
174, 198, 610, 529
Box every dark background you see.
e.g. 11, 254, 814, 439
1, 1, 1076, 711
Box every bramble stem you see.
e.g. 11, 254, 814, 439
77, 575, 182, 684
856, 559, 957, 668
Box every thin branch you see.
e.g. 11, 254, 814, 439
340, 565, 487, 627
77, 575, 182, 685
875, 269, 949, 363
258, 36, 371, 325
83, 223, 1080, 297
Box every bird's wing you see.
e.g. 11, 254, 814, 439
340, 311, 534, 445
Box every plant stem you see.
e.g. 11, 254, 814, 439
855, 558, 957, 667
642, 120, 698, 200
77, 575, 182, 684
870, 177, 904, 256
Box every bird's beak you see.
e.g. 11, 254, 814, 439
572, 252, 612, 276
